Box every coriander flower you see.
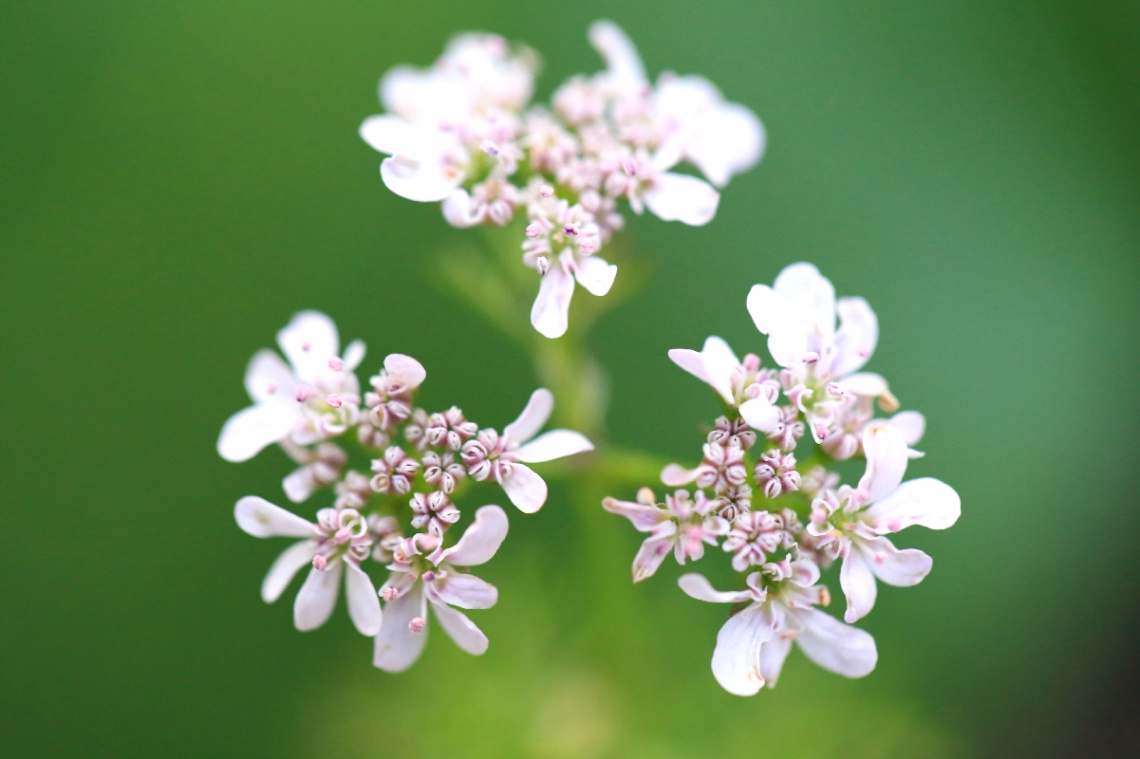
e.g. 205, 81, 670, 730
603, 489, 729, 582
809, 424, 961, 622
218, 311, 365, 463
374, 505, 508, 672
679, 557, 877, 695
461, 389, 594, 513
234, 496, 383, 636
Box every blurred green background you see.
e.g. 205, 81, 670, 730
3, 0, 1138, 756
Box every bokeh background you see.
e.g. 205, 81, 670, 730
3, 0, 1138, 756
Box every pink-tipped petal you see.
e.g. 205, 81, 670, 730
293, 561, 343, 632
437, 505, 509, 567
373, 586, 428, 672
261, 540, 318, 603
500, 463, 547, 513
840, 549, 878, 623
602, 497, 668, 533
859, 424, 909, 504
643, 172, 720, 226
793, 608, 877, 678
632, 535, 674, 582
344, 561, 383, 636
711, 606, 774, 696
430, 600, 489, 655
863, 477, 961, 533
515, 429, 593, 463
504, 388, 554, 445
530, 264, 575, 339
383, 353, 426, 388
234, 496, 315, 538
217, 402, 299, 463
678, 573, 752, 604
660, 463, 700, 487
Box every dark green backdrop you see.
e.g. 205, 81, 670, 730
2, 1, 1138, 756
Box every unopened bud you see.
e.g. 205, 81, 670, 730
381, 587, 399, 602
562, 223, 578, 237
535, 255, 550, 276
578, 242, 595, 255
525, 222, 543, 239
408, 617, 426, 634
328, 357, 344, 371
636, 487, 656, 505
621, 157, 638, 176
481, 140, 499, 156
803, 351, 820, 364
539, 184, 554, 197
312, 554, 328, 571
326, 393, 343, 409
295, 385, 314, 402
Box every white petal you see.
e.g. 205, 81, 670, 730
442, 188, 481, 227
863, 477, 961, 533
530, 264, 575, 339
431, 573, 498, 609
343, 339, 367, 372
746, 284, 779, 336
687, 103, 765, 187
515, 430, 593, 463
699, 336, 740, 404
831, 297, 878, 377
860, 536, 932, 588
261, 540, 318, 603
859, 424, 909, 504
840, 548, 878, 623
773, 262, 836, 336
739, 397, 780, 433
277, 311, 339, 384
344, 561, 383, 636
437, 505, 509, 566
217, 402, 298, 463
841, 372, 889, 398
499, 463, 547, 513
587, 20, 646, 91
293, 561, 343, 632
573, 255, 617, 296
643, 172, 720, 226
504, 388, 554, 445
380, 154, 463, 203
244, 350, 296, 404
359, 114, 430, 156
660, 463, 699, 487
889, 410, 926, 446
678, 573, 752, 604
793, 608, 877, 678
282, 467, 316, 503
711, 606, 774, 696
667, 348, 713, 386
602, 497, 668, 533
234, 496, 314, 538
758, 633, 793, 688
383, 353, 426, 389
373, 586, 428, 672
430, 599, 489, 655
632, 535, 673, 582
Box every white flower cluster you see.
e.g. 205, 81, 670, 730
604, 263, 961, 695
220, 311, 592, 670
360, 21, 763, 338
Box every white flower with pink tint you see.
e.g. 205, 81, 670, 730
234, 496, 382, 636
809, 424, 961, 623
461, 389, 594, 513
217, 311, 365, 463
679, 557, 876, 695
667, 336, 781, 433
374, 505, 508, 672
603, 489, 730, 582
